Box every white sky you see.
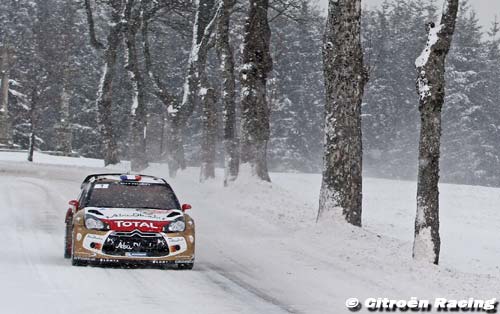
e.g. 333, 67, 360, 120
316, 0, 500, 30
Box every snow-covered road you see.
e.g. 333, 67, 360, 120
0, 156, 499, 314
0, 163, 298, 314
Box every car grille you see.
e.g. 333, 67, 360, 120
102, 231, 169, 257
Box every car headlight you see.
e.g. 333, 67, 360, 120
165, 217, 185, 233
85, 216, 108, 230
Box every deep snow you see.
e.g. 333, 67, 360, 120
0, 151, 498, 313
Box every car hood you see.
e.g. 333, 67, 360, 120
83, 207, 183, 232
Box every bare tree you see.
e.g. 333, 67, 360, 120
0, 45, 13, 147
166, 0, 221, 177
84, 0, 124, 166
140, 0, 191, 166
199, 87, 217, 181
216, 0, 239, 186
27, 87, 38, 162
239, 0, 273, 182
198, 0, 218, 182
123, 0, 148, 171
54, 3, 76, 156
413, 0, 459, 265
317, 0, 368, 226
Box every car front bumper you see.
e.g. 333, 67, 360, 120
72, 226, 195, 266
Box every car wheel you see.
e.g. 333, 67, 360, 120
64, 222, 72, 259
177, 263, 194, 270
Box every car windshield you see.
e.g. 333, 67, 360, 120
85, 182, 179, 209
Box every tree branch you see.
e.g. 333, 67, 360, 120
84, 0, 105, 50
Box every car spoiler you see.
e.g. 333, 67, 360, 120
81, 173, 168, 188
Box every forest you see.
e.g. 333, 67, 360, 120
0, 0, 498, 186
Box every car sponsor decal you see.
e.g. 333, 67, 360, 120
101, 219, 170, 232
84, 207, 182, 221
94, 184, 109, 189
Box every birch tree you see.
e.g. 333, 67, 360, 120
413, 0, 459, 265
317, 0, 368, 226
240, 0, 273, 182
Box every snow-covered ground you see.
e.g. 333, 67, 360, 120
0, 151, 498, 314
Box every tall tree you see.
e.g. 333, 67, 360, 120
0, 45, 13, 147
54, 1, 78, 155
413, 0, 459, 264
167, 0, 220, 177
239, 0, 273, 181
318, 0, 368, 226
124, 0, 148, 171
216, 0, 239, 186
198, 0, 219, 182
84, 0, 124, 166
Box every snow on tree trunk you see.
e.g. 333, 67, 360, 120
239, 0, 273, 182
200, 87, 217, 181
0, 46, 13, 147
413, 0, 459, 265
124, 5, 148, 172
166, 0, 220, 177
87, 0, 123, 166
216, 0, 239, 186
317, 0, 368, 226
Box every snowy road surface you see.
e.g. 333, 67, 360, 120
0, 154, 499, 313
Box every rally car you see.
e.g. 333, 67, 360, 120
64, 173, 195, 269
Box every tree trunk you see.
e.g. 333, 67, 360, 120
318, 0, 368, 226
27, 88, 38, 162
124, 5, 148, 172
200, 87, 217, 181
239, 0, 272, 182
141, 18, 175, 166
0, 46, 12, 147
167, 0, 220, 177
87, 0, 123, 166
216, 0, 239, 186
317, 0, 368, 226
55, 70, 73, 155
413, 0, 459, 265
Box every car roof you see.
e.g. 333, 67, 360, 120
81, 173, 168, 188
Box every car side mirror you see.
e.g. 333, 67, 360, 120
181, 204, 192, 211
69, 200, 79, 211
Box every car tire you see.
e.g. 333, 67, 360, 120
64, 222, 72, 259
71, 257, 88, 267
177, 263, 194, 270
